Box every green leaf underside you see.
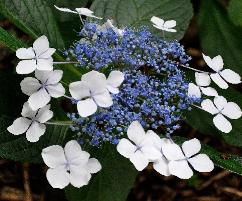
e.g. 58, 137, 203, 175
65, 144, 137, 201
0, 0, 65, 49
91, 0, 193, 40
0, 27, 27, 51
185, 0, 242, 148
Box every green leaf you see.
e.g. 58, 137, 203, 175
90, 0, 193, 40
228, 0, 242, 27
65, 144, 137, 201
174, 136, 242, 176
0, 27, 27, 51
0, 0, 65, 48
198, 0, 242, 75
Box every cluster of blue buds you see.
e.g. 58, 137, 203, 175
65, 23, 200, 147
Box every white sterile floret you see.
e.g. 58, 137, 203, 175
117, 121, 161, 171
41, 140, 101, 189
151, 16, 177, 32
20, 70, 65, 110
69, 70, 124, 117
162, 138, 214, 179
102, 19, 124, 36
16, 36, 55, 74
202, 54, 241, 89
188, 72, 218, 98
54, 5, 102, 19
201, 96, 242, 133
7, 102, 53, 142
143, 131, 171, 176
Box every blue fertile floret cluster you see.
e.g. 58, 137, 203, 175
66, 23, 200, 147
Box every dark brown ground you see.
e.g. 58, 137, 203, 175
0, 1, 242, 200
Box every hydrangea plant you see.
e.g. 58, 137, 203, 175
0, 1, 242, 200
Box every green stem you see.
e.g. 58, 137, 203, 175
46, 121, 73, 126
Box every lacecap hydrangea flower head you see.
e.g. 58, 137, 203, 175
6, 6, 242, 189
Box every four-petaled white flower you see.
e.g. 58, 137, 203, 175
102, 19, 124, 36
203, 54, 241, 89
162, 138, 214, 179
42, 140, 101, 189
54, 5, 102, 19
16, 36, 55, 74
69, 70, 124, 117
201, 96, 242, 133
151, 16, 177, 32
188, 72, 218, 98
117, 121, 161, 171
7, 102, 53, 142
20, 70, 65, 110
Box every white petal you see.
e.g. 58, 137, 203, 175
201, 99, 219, 115
54, 5, 78, 14
169, 160, 193, 179
107, 71, 124, 88
188, 154, 214, 172
28, 88, 51, 110
33, 35, 50, 56
47, 83, 65, 98
70, 167, 91, 188
213, 114, 232, 133
222, 102, 242, 119
117, 138, 136, 158
34, 70, 50, 83
39, 48, 56, 59
195, 72, 211, 87
77, 98, 97, 117
210, 73, 228, 89
21, 102, 37, 118
36, 58, 53, 71
130, 151, 149, 171
151, 16, 164, 27
202, 54, 224, 72
69, 81, 90, 100
46, 166, 70, 189
86, 158, 102, 174
153, 157, 170, 176
162, 143, 185, 161
46, 70, 63, 84
188, 83, 201, 98
26, 122, 46, 142
220, 69, 241, 84
16, 48, 35, 59
106, 85, 119, 94
93, 90, 113, 108
20, 77, 41, 96
127, 121, 146, 145
41, 145, 66, 168
141, 146, 162, 161
36, 104, 53, 123
200, 87, 218, 97
81, 71, 107, 93
142, 130, 162, 150
64, 140, 89, 165
182, 138, 201, 158
75, 8, 93, 15
162, 28, 177, 32
164, 20, 176, 28
214, 96, 227, 111
16, 60, 37, 74
7, 117, 31, 135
